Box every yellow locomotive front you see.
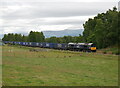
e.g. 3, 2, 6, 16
90, 46, 96, 52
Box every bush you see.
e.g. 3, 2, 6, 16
103, 51, 107, 54
112, 50, 120, 55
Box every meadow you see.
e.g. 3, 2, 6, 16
2, 45, 118, 86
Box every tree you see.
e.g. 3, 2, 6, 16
83, 7, 119, 48
28, 31, 45, 42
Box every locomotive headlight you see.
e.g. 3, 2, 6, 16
91, 47, 96, 50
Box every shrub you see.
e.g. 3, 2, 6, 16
103, 51, 107, 54
112, 50, 120, 55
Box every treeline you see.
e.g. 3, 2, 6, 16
2, 33, 28, 42
83, 7, 119, 48
45, 35, 84, 43
2, 31, 45, 42
2, 31, 84, 43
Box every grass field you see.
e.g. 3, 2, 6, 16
2, 45, 118, 86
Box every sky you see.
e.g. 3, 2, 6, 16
0, 0, 119, 38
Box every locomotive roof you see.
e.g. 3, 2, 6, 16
77, 43, 93, 45
68, 43, 77, 45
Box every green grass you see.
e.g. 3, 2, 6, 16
2, 45, 118, 86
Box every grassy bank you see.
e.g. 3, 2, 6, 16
2, 45, 118, 86
97, 45, 119, 55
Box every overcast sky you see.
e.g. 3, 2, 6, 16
0, 0, 119, 38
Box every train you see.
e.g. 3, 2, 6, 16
3, 41, 96, 52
